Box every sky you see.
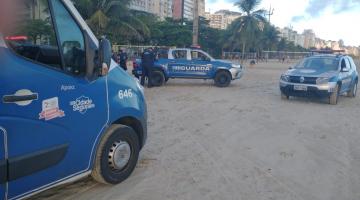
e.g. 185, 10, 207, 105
205, 0, 360, 47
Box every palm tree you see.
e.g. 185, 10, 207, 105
73, 0, 150, 43
231, 0, 266, 60
261, 23, 279, 51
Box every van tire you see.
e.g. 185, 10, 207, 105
329, 84, 339, 105
150, 71, 165, 86
92, 124, 140, 185
214, 70, 231, 87
347, 82, 357, 98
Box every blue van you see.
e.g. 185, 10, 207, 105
132, 48, 244, 87
0, 0, 147, 199
280, 54, 358, 104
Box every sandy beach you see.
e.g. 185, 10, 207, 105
30, 61, 360, 200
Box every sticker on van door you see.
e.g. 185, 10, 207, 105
70, 96, 95, 114
39, 97, 65, 121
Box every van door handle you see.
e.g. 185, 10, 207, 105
3, 93, 38, 103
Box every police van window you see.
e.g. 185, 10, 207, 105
4, 0, 62, 69
191, 51, 209, 61
172, 50, 187, 59
157, 49, 168, 59
50, 0, 86, 76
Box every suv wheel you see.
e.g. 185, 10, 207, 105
281, 93, 289, 100
214, 71, 231, 87
92, 125, 139, 184
150, 70, 165, 87
347, 82, 357, 98
329, 84, 339, 105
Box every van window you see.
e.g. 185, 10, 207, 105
191, 51, 210, 61
50, 0, 86, 76
172, 50, 187, 59
4, 0, 62, 69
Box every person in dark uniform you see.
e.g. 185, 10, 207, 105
141, 48, 155, 88
119, 49, 128, 71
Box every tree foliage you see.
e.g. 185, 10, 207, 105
72, 0, 307, 58
72, 0, 149, 44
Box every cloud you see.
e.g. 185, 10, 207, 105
306, 0, 360, 16
292, 0, 360, 22
291, 16, 305, 22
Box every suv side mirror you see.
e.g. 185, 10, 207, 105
341, 67, 349, 72
98, 37, 112, 76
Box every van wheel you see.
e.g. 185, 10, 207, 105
92, 124, 139, 185
150, 71, 165, 86
281, 93, 289, 100
347, 82, 357, 97
329, 84, 339, 105
214, 71, 231, 87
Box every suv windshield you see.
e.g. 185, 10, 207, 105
295, 57, 340, 71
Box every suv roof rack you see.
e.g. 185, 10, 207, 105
310, 49, 345, 54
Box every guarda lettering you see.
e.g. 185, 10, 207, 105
61, 85, 75, 91
70, 96, 95, 114
173, 66, 210, 71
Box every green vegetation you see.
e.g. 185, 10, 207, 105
22, 19, 53, 43
72, 0, 307, 58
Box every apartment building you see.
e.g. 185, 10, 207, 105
205, 10, 241, 30
130, 0, 173, 19
303, 29, 316, 49
173, 0, 194, 20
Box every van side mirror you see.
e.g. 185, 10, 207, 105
84, 33, 112, 79
98, 37, 111, 76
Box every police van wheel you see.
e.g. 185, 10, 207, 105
347, 82, 357, 98
92, 124, 140, 185
214, 71, 231, 87
150, 71, 165, 86
329, 84, 339, 105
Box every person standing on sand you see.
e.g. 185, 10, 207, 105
119, 49, 128, 71
141, 48, 156, 88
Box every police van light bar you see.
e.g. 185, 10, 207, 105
5, 36, 28, 41
190, 45, 201, 49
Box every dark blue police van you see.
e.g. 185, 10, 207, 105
133, 48, 244, 87
0, 0, 147, 199
280, 53, 358, 104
